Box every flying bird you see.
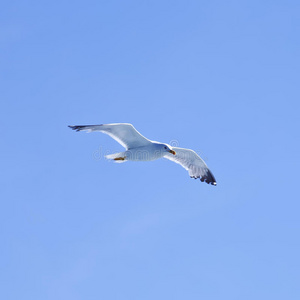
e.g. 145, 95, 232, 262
68, 123, 216, 185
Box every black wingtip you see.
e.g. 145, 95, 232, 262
203, 169, 217, 185
68, 124, 104, 132
190, 170, 217, 186
68, 125, 84, 132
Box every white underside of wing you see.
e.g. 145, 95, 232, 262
100, 130, 129, 149
164, 147, 216, 185
68, 123, 152, 149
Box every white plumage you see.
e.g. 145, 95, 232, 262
69, 123, 216, 185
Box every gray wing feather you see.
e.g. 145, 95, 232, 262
68, 123, 152, 149
164, 147, 217, 185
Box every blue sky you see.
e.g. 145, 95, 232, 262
1, 0, 300, 299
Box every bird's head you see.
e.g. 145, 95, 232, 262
162, 144, 176, 155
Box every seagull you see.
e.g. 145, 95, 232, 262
68, 123, 217, 185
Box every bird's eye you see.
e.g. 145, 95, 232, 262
164, 146, 167, 149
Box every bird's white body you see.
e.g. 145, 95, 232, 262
69, 123, 217, 185
107, 143, 171, 162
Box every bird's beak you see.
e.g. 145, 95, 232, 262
169, 150, 176, 155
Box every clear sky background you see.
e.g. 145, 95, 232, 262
1, 1, 300, 299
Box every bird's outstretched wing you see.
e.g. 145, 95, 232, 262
68, 123, 152, 150
164, 147, 217, 185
